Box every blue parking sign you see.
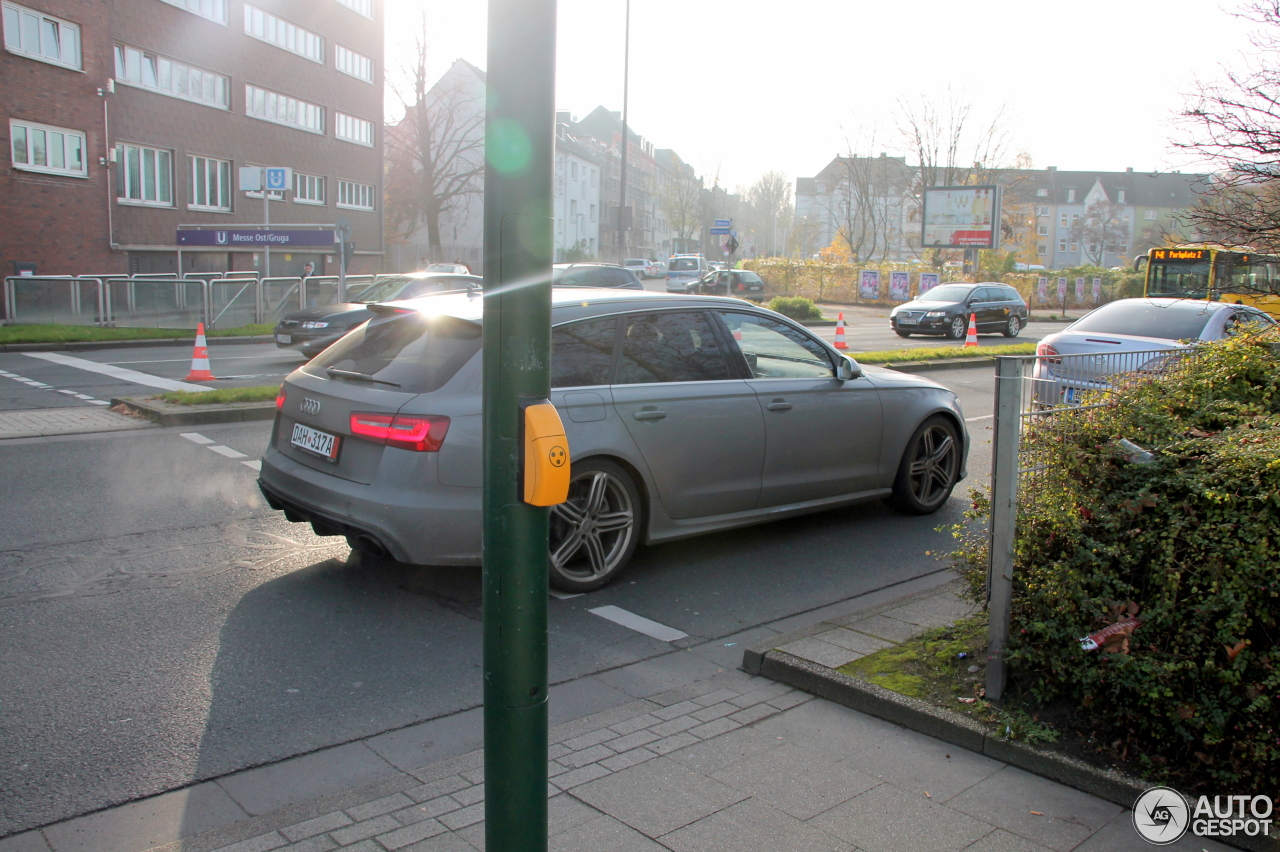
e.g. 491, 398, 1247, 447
265, 167, 291, 191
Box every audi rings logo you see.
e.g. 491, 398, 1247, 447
300, 398, 321, 416
1133, 787, 1190, 844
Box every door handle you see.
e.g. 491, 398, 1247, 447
632, 408, 667, 421
765, 400, 793, 411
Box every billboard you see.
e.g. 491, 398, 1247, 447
859, 269, 880, 299
921, 186, 1000, 249
919, 272, 940, 294
1036, 277, 1048, 305
177, 228, 335, 247
889, 271, 910, 301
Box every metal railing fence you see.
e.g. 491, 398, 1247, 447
2, 276, 106, 325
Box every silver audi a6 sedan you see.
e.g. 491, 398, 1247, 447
259, 289, 970, 591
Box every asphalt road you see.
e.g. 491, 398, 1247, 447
0, 327, 997, 835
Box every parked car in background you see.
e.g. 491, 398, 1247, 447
260, 289, 969, 590
553, 263, 644, 290
623, 258, 658, 279
889, 282, 1028, 340
273, 271, 481, 356
1033, 298, 1276, 405
651, 261, 667, 278
425, 262, 471, 274
665, 255, 710, 292
694, 269, 767, 302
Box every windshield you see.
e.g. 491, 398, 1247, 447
305, 312, 482, 394
624, 259, 646, 266
354, 275, 471, 304
668, 258, 700, 272
1069, 301, 1213, 340
917, 284, 973, 302
1148, 261, 1210, 299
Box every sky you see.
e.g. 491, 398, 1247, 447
384, 0, 1261, 192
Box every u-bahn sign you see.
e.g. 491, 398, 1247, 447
177, 228, 336, 247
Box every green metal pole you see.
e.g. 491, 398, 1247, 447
482, 0, 556, 848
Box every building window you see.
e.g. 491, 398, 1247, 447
159, 0, 227, 24
1058, 240, 1067, 252
114, 45, 228, 109
337, 179, 375, 210
570, 161, 578, 180
1037, 244, 1047, 255
1066, 189, 1076, 202
590, 204, 596, 222
244, 5, 323, 63
295, 172, 325, 205
1059, 214, 1067, 228
1035, 205, 1048, 216
1145, 210, 1158, 220
1035, 188, 1047, 197
9, 119, 86, 177
1117, 189, 1126, 203
189, 155, 231, 210
591, 168, 597, 187
335, 44, 373, 82
335, 0, 374, 19
335, 113, 374, 146
116, 143, 172, 204
245, 84, 324, 134
2, 2, 80, 69
1037, 224, 1048, 236
570, 199, 577, 218
1069, 242, 1078, 252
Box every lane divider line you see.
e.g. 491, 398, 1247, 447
24, 352, 212, 392
241, 460, 262, 471
549, 589, 583, 601
208, 445, 249, 459
588, 605, 688, 642
0, 371, 112, 406
180, 433, 216, 445
179, 431, 261, 470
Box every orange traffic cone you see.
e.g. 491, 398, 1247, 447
833, 312, 848, 350
184, 322, 216, 381
963, 313, 979, 348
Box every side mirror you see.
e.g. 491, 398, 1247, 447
836, 358, 861, 381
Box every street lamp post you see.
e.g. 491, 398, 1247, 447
617, 0, 630, 263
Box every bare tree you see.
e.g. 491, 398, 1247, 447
746, 171, 792, 257
660, 160, 703, 254
1175, 2, 1280, 255
1068, 199, 1130, 266
812, 128, 914, 262
384, 13, 486, 259
895, 91, 1011, 189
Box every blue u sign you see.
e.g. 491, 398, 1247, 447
265, 167, 290, 191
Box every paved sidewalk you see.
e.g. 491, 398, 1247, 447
0, 407, 154, 439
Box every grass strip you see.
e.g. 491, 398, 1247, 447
0, 323, 273, 345
155, 385, 279, 406
852, 342, 1036, 364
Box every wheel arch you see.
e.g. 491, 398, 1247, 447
570, 452, 653, 531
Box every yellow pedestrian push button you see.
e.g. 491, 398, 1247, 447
523, 401, 570, 506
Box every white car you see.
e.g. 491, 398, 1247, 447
623, 258, 657, 279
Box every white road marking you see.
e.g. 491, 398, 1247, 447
74, 394, 94, 400
23, 352, 212, 392
57, 389, 78, 395
88, 400, 110, 405
588, 605, 688, 642
548, 589, 583, 600
965, 414, 994, 422
180, 433, 215, 445
109, 354, 302, 364
207, 445, 248, 459
241, 459, 262, 471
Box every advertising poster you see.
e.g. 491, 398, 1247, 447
921, 186, 1001, 249
1057, 278, 1067, 302
918, 272, 940, 294
1036, 277, 1048, 305
889, 271, 910, 301
860, 269, 880, 300
1092, 277, 1102, 302
1075, 278, 1085, 302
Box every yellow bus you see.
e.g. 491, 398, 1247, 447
1140, 245, 1280, 317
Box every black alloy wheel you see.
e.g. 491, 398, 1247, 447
548, 458, 642, 591
895, 329, 913, 338
1003, 315, 1022, 338
947, 315, 968, 340
888, 415, 961, 514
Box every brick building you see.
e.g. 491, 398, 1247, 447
2, 0, 384, 278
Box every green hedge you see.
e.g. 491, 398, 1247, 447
949, 332, 1280, 790
766, 296, 823, 321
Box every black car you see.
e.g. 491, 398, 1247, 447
889, 282, 1028, 340
552, 263, 644, 290
693, 270, 767, 302
274, 272, 481, 356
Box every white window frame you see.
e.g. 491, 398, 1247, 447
1145, 210, 1158, 220
1059, 214, 1068, 228
1035, 205, 1048, 216
1117, 190, 1126, 203
334, 44, 374, 83
335, 112, 374, 147
1037, 224, 1048, 236
1058, 240, 1067, 252
1035, 188, 1047, 197
9, 118, 86, 177
158, 0, 228, 24
188, 154, 232, 211
336, 179, 375, 210
114, 44, 229, 110
294, 172, 325, 205
1037, 244, 1047, 255
1069, 242, 1078, 252
1066, 189, 1076, 203
245, 84, 324, 134
335, 0, 374, 19
116, 142, 173, 205
3, 1, 80, 69
244, 5, 323, 63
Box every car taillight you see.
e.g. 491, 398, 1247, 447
349, 412, 450, 452
1036, 342, 1061, 364
736, 282, 746, 291
276, 388, 286, 410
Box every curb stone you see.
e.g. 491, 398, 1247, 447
881, 356, 996, 373
112, 396, 277, 427
0, 335, 275, 353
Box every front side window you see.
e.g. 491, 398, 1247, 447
188, 155, 231, 210
718, 313, 833, 379
114, 44, 228, 109
551, 317, 617, 388
616, 312, 729, 384
3, 2, 80, 69
116, 143, 173, 204
9, 119, 85, 177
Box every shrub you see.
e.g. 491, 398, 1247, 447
949, 332, 1280, 790
767, 296, 823, 321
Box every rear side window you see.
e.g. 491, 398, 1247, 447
610, 268, 639, 288
305, 313, 481, 394
739, 272, 764, 285
552, 318, 617, 387
668, 258, 700, 272
616, 312, 730, 384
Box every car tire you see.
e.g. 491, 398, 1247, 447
1002, 315, 1022, 338
947, 315, 968, 340
895, 329, 913, 338
548, 458, 643, 592
887, 415, 962, 515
